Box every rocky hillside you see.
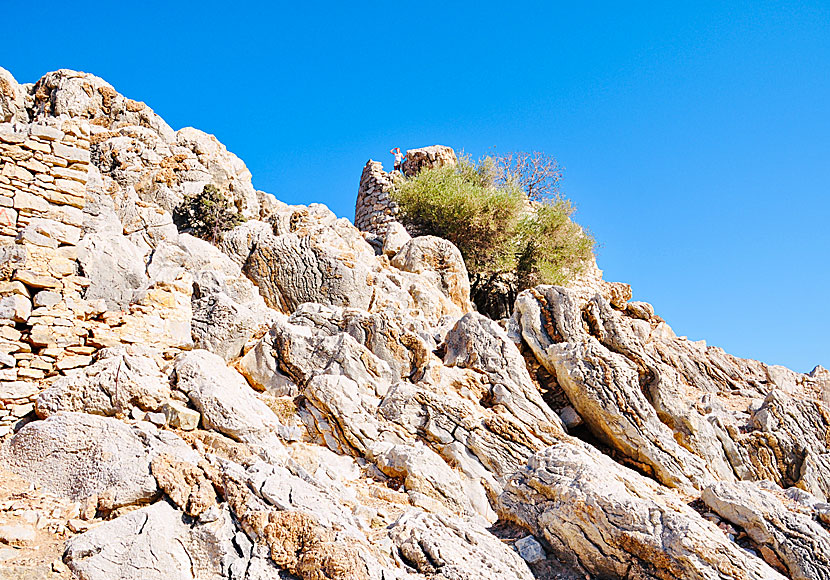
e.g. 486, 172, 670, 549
1, 67, 829, 580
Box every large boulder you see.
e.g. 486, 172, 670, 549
36, 347, 170, 418
702, 480, 830, 580
387, 510, 534, 580
512, 286, 712, 492
243, 229, 375, 313
174, 350, 298, 455
0, 67, 27, 123
498, 442, 786, 580
64, 500, 256, 580
3, 412, 198, 511
29, 69, 175, 141
391, 236, 472, 313
77, 234, 148, 310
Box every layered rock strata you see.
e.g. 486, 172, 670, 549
1, 66, 828, 580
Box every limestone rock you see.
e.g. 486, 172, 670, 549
0, 295, 30, 323
163, 401, 200, 431
151, 454, 216, 517
402, 145, 457, 177
391, 236, 472, 313
3, 412, 198, 511
0, 524, 35, 547
0, 67, 27, 123
77, 234, 148, 310
64, 500, 242, 580
442, 312, 564, 436
738, 390, 830, 501
382, 221, 411, 257
498, 442, 786, 580
174, 350, 296, 455
388, 510, 534, 579
702, 480, 830, 580
30, 69, 175, 141
36, 347, 170, 418
243, 228, 374, 313
512, 286, 712, 491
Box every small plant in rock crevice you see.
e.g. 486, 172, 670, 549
173, 184, 245, 244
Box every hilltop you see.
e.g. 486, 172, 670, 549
1, 67, 829, 580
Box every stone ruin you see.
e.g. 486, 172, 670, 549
354, 145, 456, 236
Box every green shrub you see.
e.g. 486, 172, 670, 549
391, 154, 594, 318
173, 184, 245, 244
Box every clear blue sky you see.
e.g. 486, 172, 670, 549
4, 1, 828, 372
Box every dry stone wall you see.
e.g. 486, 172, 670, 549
0, 115, 194, 438
0, 118, 93, 436
354, 160, 396, 236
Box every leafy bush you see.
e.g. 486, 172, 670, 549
391, 154, 594, 318
173, 184, 245, 244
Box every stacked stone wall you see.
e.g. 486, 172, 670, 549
0, 117, 95, 435
354, 160, 397, 236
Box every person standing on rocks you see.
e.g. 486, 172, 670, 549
390, 147, 406, 175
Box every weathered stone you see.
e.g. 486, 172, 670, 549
36, 348, 170, 418
0, 524, 35, 547
382, 220, 411, 257
402, 145, 457, 177
0, 67, 27, 123
55, 355, 93, 370
77, 234, 148, 309
0, 295, 30, 323
162, 401, 200, 431
151, 454, 216, 516
391, 236, 472, 313
388, 510, 534, 579
12, 270, 60, 289
703, 480, 830, 580
498, 442, 785, 580
64, 500, 241, 580
4, 412, 198, 510
174, 350, 296, 454
512, 286, 713, 492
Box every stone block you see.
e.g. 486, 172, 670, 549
13, 190, 49, 213
0, 381, 36, 400
0, 524, 36, 547
0, 206, 17, 229
56, 355, 93, 371
0, 131, 26, 144
22, 138, 52, 153
163, 401, 200, 431
0, 295, 31, 323
1, 163, 33, 182
13, 270, 61, 289
33, 290, 62, 308
52, 142, 90, 164
29, 124, 64, 141
51, 166, 87, 183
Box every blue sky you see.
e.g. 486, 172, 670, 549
4, 1, 828, 372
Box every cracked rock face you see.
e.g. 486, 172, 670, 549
3, 412, 198, 512
1, 66, 828, 580
497, 442, 787, 580
512, 284, 830, 498
702, 480, 830, 580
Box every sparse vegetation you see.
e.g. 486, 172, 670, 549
391, 153, 594, 318
173, 184, 245, 244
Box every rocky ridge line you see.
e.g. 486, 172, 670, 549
1, 66, 829, 580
